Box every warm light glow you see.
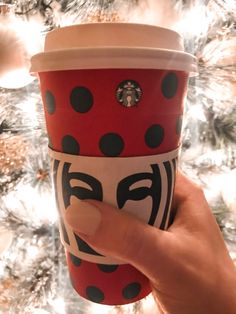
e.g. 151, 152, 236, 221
90, 303, 117, 314
20, 98, 41, 128
18, 185, 58, 224
0, 17, 43, 89
16, 20, 43, 57
177, 4, 212, 37
3, 185, 58, 225
188, 105, 206, 122
27, 245, 39, 259
49, 297, 66, 314
0, 68, 35, 89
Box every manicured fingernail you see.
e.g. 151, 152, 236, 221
65, 201, 101, 236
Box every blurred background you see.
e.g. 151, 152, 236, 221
0, 0, 235, 313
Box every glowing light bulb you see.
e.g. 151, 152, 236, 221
28, 245, 39, 259
0, 68, 35, 89
0, 13, 43, 89
177, 4, 213, 37
49, 297, 66, 314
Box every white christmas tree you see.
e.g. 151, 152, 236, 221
0, 1, 235, 313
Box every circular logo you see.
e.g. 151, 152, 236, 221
116, 80, 142, 107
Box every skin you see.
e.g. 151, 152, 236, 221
66, 172, 236, 314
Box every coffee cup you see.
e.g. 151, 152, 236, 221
31, 22, 197, 305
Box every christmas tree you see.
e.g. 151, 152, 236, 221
0, 1, 235, 313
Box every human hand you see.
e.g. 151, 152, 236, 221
65, 172, 236, 314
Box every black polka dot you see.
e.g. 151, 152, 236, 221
70, 86, 93, 113
62, 135, 80, 155
86, 286, 104, 303
97, 264, 118, 273
69, 253, 82, 266
99, 133, 124, 157
161, 73, 178, 99
122, 282, 141, 300
45, 90, 56, 114
145, 124, 164, 148
176, 115, 183, 135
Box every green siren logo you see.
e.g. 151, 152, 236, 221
116, 80, 142, 107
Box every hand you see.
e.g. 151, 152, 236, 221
65, 172, 236, 314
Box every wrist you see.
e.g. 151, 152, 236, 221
222, 266, 236, 313
213, 260, 236, 314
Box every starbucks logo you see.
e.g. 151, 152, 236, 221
116, 80, 142, 107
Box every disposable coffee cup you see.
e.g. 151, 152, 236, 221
31, 23, 197, 305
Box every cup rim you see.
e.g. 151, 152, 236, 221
30, 46, 197, 75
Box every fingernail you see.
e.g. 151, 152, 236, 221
65, 201, 102, 236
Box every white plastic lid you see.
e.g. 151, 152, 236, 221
30, 23, 197, 75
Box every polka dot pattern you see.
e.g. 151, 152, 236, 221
45, 90, 56, 114
66, 246, 151, 305
42, 70, 186, 156
145, 124, 164, 148
70, 253, 82, 266
86, 286, 104, 303
99, 133, 124, 157
41, 68, 188, 305
97, 264, 118, 273
161, 72, 178, 99
122, 282, 141, 300
62, 135, 80, 155
70, 86, 93, 113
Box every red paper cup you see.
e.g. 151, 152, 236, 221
31, 23, 197, 305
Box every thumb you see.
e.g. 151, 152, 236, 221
65, 200, 169, 279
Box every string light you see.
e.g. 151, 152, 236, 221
27, 245, 40, 259
49, 297, 66, 314
0, 3, 42, 89
176, 3, 212, 37
3, 185, 58, 225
